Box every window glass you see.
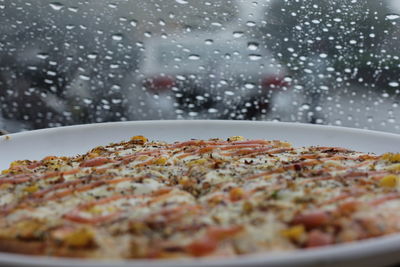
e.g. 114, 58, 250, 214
0, 0, 399, 133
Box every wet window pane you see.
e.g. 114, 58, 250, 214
0, 0, 399, 133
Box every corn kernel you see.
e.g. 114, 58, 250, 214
89, 206, 103, 215
208, 194, 224, 205
1, 169, 10, 175
64, 228, 94, 247
86, 152, 99, 159
9, 160, 28, 169
24, 184, 39, 193
138, 155, 149, 161
229, 187, 245, 201
281, 225, 305, 242
14, 220, 42, 239
131, 135, 148, 144
42, 156, 58, 161
380, 175, 399, 188
280, 141, 292, 148
382, 153, 400, 163
227, 136, 245, 141
153, 157, 168, 165
187, 158, 207, 166
242, 201, 253, 214
386, 164, 400, 172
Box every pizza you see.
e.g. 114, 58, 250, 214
0, 135, 400, 259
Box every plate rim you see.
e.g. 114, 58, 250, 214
3, 119, 400, 140
1, 120, 400, 266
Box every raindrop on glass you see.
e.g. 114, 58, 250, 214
130, 20, 138, 27
247, 42, 259, 51
233, 31, 244, 38
246, 21, 256, 27
386, 14, 400, 20
112, 34, 123, 41
79, 74, 90, 81
188, 54, 200, 60
37, 53, 49, 60
249, 54, 262, 61
87, 53, 98, 59
244, 83, 255, 89
49, 2, 64, 11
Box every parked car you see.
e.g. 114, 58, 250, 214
136, 30, 288, 119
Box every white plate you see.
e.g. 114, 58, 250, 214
1, 120, 400, 267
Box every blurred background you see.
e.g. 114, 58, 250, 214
0, 0, 399, 133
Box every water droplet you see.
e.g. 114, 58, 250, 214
301, 103, 311, 110
334, 119, 342, 126
111, 99, 122, 104
283, 76, 293, 83
319, 53, 328, 58
225, 91, 235, 96
46, 71, 57, 76
176, 75, 186, 81
208, 108, 218, 113
188, 54, 200, 60
112, 34, 123, 41
83, 98, 92, 104
386, 14, 400, 20
49, 2, 64, 11
247, 42, 259, 51
87, 53, 98, 59
188, 111, 198, 117
175, 0, 188, 4
79, 74, 90, 81
349, 40, 357, 45
244, 83, 255, 89
68, 7, 78, 12
36, 53, 49, 60
130, 20, 138, 27
248, 54, 262, 61
389, 81, 399, 87
246, 21, 256, 27
233, 31, 244, 38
